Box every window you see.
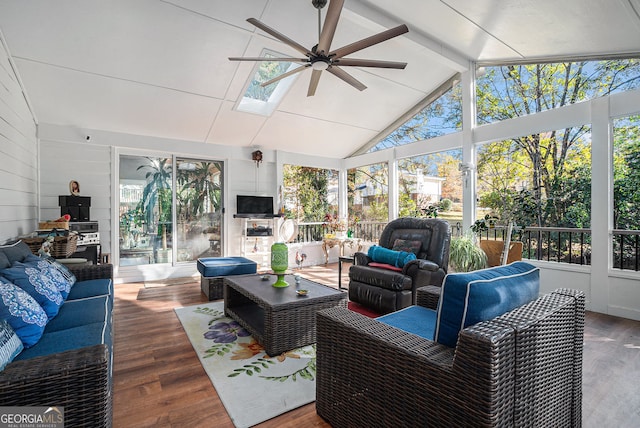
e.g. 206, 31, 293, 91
369, 81, 462, 152
176, 159, 223, 262
477, 60, 640, 125
348, 163, 389, 240
235, 50, 301, 116
118, 155, 224, 266
477, 126, 591, 228
613, 115, 640, 270
119, 155, 173, 266
398, 149, 463, 225
282, 165, 338, 241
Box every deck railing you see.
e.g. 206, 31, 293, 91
613, 229, 640, 271
293, 221, 640, 272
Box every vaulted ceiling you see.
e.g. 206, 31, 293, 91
1, 0, 639, 158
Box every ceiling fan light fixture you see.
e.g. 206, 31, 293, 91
312, 60, 330, 71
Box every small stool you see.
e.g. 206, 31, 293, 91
197, 257, 257, 300
338, 256, 354, 290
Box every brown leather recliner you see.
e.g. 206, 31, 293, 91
348, 217, 451, 314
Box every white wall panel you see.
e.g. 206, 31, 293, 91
0, 36, 37, 242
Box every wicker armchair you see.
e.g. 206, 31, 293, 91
316, 287, 585, 427
0, 264, 113, 427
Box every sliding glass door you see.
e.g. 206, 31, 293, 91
118, 154, 223, 266
176, 158, 223, 262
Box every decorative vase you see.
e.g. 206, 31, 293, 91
270, 242, 289, 287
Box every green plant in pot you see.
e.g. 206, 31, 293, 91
449, 232, 488, 272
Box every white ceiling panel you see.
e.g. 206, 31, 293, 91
1, 0, 638, 158
15, 59, 222, 142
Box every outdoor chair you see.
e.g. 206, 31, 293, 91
348, 217, 450, 314
316, 262, 585, 427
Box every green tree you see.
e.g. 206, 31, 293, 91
137, 158, 172, 250
283, 165, 334, 222
177, 161, 222, 222
613, 115, 640, 230
476, 60, 640, 227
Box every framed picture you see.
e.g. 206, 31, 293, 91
69, 180, 80, 195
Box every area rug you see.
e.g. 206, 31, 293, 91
174, 301, 316, 428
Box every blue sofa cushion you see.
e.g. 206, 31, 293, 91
197, 257, 257, 277
0, 262, 63, 319
67, 279, 113, 302
0, 319, 24, 370
14, 322, 112, 361
367, 245, 417, 268
0, 281, 48, 348
44, 296, 111, 333
0, 241, 32, 265
22, 255, 73, 300
434, 261, 540, 348
376, 305, 437, 340
0, 252, 9, 270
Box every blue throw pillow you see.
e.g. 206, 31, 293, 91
0, 241, 33, 264
0, 262, 64, 319
23, 255, 74, 299
368, 245, 417, 268
0, 319, 24, 370
0, 281, 48, 348
434, 261, 540, 348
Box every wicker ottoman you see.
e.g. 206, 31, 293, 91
197, 257, 258, 300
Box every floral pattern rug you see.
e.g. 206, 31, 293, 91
174, 301, 316, 428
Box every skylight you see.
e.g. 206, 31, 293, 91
235, 50, 301, 116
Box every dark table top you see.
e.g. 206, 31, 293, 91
224, 274, 346, 309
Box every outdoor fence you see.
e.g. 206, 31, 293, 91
293, 220, 639, 272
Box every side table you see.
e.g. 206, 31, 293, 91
338, 256, 354, 290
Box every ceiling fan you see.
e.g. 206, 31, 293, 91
229, 0, 409, 97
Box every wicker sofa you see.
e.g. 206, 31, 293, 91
0, 241, 114, 427
317, 277, 585, 427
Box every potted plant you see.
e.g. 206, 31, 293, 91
448, 231, 488, 272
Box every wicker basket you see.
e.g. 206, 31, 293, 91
23, 234, 78, 258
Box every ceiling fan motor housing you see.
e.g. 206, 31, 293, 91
312, 0, 328, 10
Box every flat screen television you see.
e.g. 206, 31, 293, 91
236, 195, 274, 218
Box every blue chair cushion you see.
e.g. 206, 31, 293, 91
44, 296, 111, 333
67, 279, 113, 301
0, 319, 24, 370
14, 322, 111, 361
0, 281, 48, 348
376, 305, 437, 340
0, 241, 33, 265
367, 245, 417, 268
197, 257, 257, 277
0, 262, 64, 320
434, 261, 540, 348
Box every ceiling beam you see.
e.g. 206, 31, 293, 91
343, 0, 470, 72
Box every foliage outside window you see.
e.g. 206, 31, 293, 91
282, 165, 338, 242
613, 115, 640, 270
476, 60, 640, 125
397, 150, 462, 226
348, 163, 389, 240
476, 127, 591, 229
175, 159, 223, 261
369, 82, 462, 152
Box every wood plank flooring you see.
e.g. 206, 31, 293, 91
112, 264, 640, 427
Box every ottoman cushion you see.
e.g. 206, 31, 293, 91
197, 257, 257, 277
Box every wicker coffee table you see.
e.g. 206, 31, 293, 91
224, 274, 347, 356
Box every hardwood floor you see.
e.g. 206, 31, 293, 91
112, 264, 640, 427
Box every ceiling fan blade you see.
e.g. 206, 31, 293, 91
333, 58, 407, 69
327, 66, 366, 91
229, 57, 309, 63
317, 0, 344, 54
260, 64, 309, 87
247, 18, 312, 57
307, 69, 323, 97
330, 24, 409, 59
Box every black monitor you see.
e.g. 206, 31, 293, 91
236, 195, 274, 218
